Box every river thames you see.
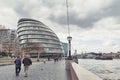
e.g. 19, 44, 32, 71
78, 59, 120, 80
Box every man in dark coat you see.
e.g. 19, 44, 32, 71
14, 56, 21, 76
22, 55, 32, 77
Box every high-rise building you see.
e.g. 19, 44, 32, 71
17, 18, 63, 57
0, 26, 18, 55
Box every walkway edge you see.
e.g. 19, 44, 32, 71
70, 62, 102, 80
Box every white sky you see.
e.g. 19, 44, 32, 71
0, 0, 120, 54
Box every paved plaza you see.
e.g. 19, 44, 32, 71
0, 60, 71, 80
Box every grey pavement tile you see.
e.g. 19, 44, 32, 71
0, 60, 70, 80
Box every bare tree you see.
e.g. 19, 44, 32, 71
21, 42, 44, 61
2, 40, 12, 56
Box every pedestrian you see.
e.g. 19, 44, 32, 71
48, 56, 50, 61
73, 56, 78, 64
53, 55, 58, 63
43, 58, 46, 64
22, 55, 32, 77
53, 55, 56, 63
14, 56, 21, 76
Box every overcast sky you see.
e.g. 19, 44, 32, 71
0, 0, 120, 54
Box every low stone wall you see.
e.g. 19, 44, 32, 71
70, 62, 102, 80
0, 62, 13, 66
70, 62, 78, 80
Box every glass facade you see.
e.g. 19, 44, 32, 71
61, 42, 68, 57
17, 18, 63, 56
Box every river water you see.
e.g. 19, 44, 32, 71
78, 59, 120, 80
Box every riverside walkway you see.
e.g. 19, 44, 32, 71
0, 60, 71, 80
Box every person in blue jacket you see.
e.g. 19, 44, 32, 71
14, 56, 21, 76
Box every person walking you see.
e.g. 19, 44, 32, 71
14, 56, 21, 76
22, 55, 32, 77
73, 56, 78, 64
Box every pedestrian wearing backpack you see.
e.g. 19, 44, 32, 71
22, 55, 32, 77
14, 56, 21, 76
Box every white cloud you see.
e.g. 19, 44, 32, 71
69, 16, 120, 53
94, 17, 120, 30
0, 7, 19, 29
71, 0, 113, 19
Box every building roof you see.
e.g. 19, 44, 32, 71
18, 18, 40, 23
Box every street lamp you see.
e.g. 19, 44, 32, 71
65, 0, 73, 70
67, 36, 72, 60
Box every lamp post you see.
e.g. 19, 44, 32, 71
65, 0, 73, 70
65, 0, 73, 60
67, 36, 72, 60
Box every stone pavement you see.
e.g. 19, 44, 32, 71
0, 60, 71, 80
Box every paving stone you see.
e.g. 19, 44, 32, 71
0, 60, 70, 80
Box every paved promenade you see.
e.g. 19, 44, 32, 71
0, 60, 70, 80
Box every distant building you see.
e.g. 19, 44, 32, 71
0, 26, 18, 55
17, 18, 63, 57
0, 28, 10, 44
61, 42, 68, 57
0, 27, 10, 52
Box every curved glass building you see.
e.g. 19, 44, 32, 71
17, 18, 63, 57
